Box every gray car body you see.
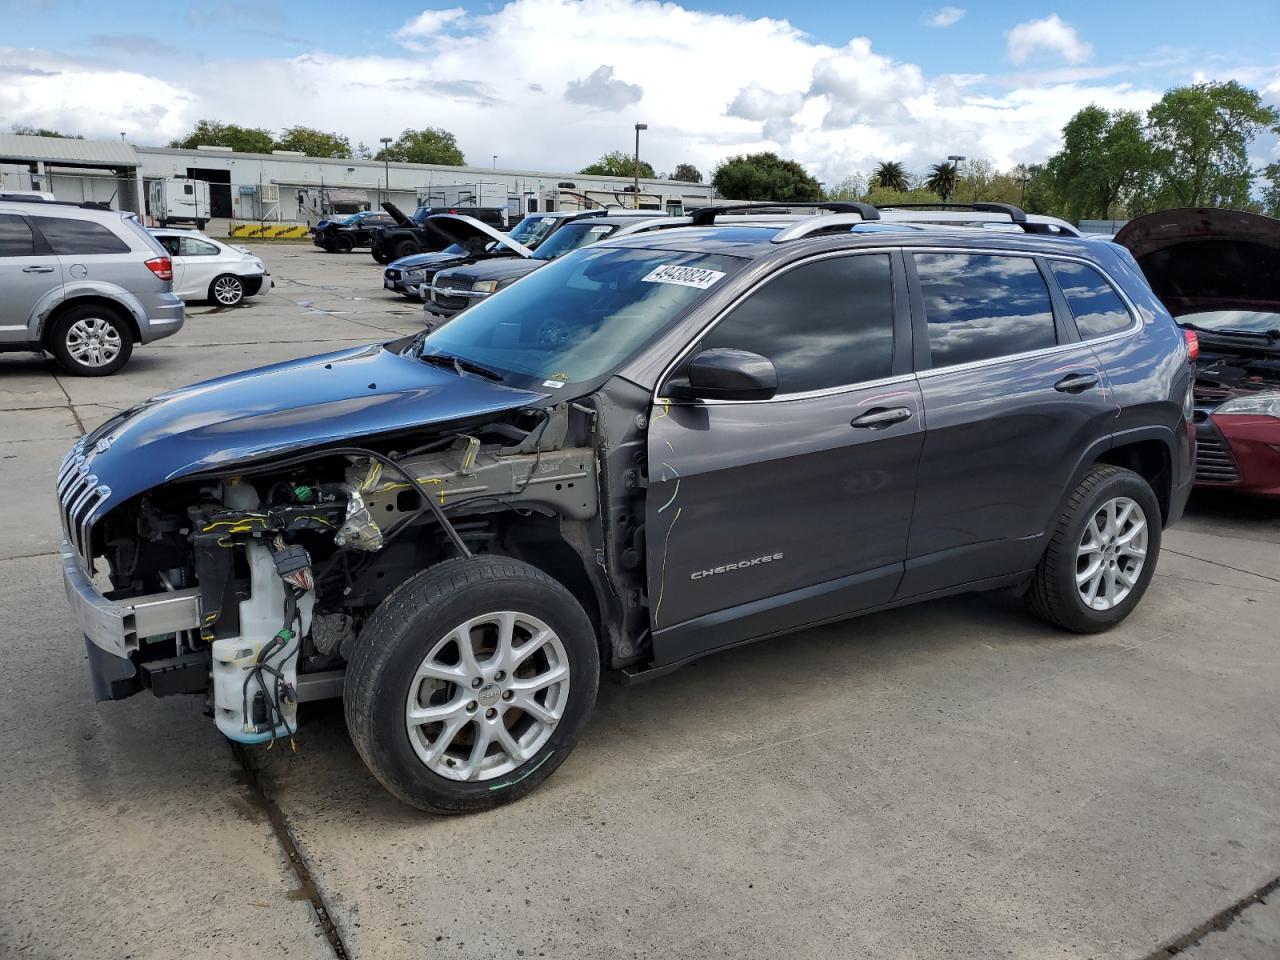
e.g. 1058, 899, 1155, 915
0, 200, 185, 351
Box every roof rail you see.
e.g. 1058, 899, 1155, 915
877, 202, 1026, 223
0, 195, 115, 212
689, 201, 880, 226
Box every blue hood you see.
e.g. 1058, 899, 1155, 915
73, 343, 545, 514
390, 251, 464, 271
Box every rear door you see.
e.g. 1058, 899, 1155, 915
0, 213, 61, 342
647, 250, 922, 665
31, 214, 138, 299
899, 249, 1118, 598
172, 235, 223, 299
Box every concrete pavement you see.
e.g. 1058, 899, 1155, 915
2, 244, 1278, 959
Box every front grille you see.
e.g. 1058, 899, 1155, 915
385, 269, 401, 282
432, 290, 471, 310
56, 440, 110, 568
1195, 422, 1240, 484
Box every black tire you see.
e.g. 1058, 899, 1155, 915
1028, 464, 1162, 633
332, 234, 354, 254
209, 274, 245, 307
372, 249, 392, 264
319, 239, 334, 252
344, 556, 600, 814
393, 239, 420, 260
48, 304, 134, 376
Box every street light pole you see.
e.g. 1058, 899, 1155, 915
633, 122, 648, 210
379, 136, 393, 208
947, 154, 966, 203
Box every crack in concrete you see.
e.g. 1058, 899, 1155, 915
1140, 873, 1280, 959
232, 743, 349, 960
47, 362, 86, 435
1164, 548, 1280, 585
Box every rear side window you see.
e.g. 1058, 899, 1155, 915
699, 254, 895, 393
179, 237, 220, 256
33, 217, 130, 255
0, 214, 34, 256
1049, 260, 1133, 339
914, 253, 1056, 368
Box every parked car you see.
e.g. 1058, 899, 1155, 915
371, 203, 510, 264
56, 201, 1192, 813
0, 198, 183, 375
1114, 207, 1280, 497
312, 211, 396, 253
150, 229, 270, 306
424, 214, 685, 322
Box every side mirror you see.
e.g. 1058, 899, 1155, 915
667, 348, 777, 401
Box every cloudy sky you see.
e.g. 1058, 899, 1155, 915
1, 0, 1277, 181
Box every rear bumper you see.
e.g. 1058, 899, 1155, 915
138, 295, 185, 344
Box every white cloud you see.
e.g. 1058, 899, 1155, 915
925, 7, 965, 28
395, 7, 466, 51
0, 0, 1193, 187
1008, 14, 1093, 65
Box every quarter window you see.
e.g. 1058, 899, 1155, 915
696, 254, 896, 394
179, 237, 220, 256
32, 217, 130, 255
1050, 260, 1133, 339
0, 214, 34, 257
914, 253, 1056, 368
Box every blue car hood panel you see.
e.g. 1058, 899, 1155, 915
78, 343, 545, 511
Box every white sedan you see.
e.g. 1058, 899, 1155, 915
149, 229, 272, 306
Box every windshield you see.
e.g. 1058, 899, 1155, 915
508, 215, 561, 249
420, 246, 745, 385
532, 221, 617, 261
339, 213, 362, 225
1182, 310, 1280, 337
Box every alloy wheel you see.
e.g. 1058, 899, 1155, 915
213, 276, 243, 305
64, 317, 122, 368
405, 611, 571, 781
1076, 496, 1148, 611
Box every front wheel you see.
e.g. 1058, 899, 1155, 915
344, 557, 600, 813
332, 235, 354, 254
209, 274, 245, 307
1029, 465, 1162, 632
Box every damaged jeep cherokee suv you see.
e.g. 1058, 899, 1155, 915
57, 202, 1193, 813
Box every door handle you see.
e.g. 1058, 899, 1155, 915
1054, 372, 1099, 393
851, 406, 912, 429
22, 265, 55, 274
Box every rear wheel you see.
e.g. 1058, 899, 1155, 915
48, 305, 133, 376
393, 239, 420, 260
209, 274, 245, 307
332, 234, 354, 254
1029, 465, 1161, 632
344, 556, 599, 813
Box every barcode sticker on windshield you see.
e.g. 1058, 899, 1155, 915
641, 264, 726, 289
589, 225, 613, 233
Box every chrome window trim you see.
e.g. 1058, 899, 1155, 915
654, 246, 902, 406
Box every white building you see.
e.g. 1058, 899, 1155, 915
0, 134, 717, 226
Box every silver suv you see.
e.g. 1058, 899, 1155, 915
0, 199, 185, 375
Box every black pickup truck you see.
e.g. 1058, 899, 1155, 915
371, 203, 510, 263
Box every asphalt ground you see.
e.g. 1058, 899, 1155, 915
2, 242, 1278, 960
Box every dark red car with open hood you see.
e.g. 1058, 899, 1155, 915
1116, 208, 1280, 497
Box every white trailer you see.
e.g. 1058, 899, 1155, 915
147, 177, 211, 228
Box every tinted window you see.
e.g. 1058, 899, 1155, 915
1050, 260, 1132, 338
0, 214, 34, 256
914, 253, 1056, 368
699, 254, 895, 393
33, 217, 130, 255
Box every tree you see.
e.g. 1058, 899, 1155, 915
871, 160, 909, 193
169, 120, 275, 154
824, 173, 869, 201
11, 124, 84, 139
670, 162, 703, 183
711, 152, 821, 201
864, 185, 942, 207
1146, 80, 1280, 209
925, 162, 958, 201
376, 127, 465, 166
354, 142, 373, 160
1045, 106, 1153, 219
275, 125, 351, 158
579, 150, 655, 178
1262, 163, 1280, 219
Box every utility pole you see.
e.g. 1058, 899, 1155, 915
633, 122, 647, 210
947, 154, 966, 203
379, 136, 393, 207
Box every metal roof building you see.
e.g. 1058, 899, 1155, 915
0, 134, 145, 213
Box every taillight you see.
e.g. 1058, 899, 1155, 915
1183, 328, 1199, 360
145, 256, 173, 282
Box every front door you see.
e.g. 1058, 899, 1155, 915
0, 213, 61, 341
646, 251, 922, 666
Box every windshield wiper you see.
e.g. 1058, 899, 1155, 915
419, 351, 505, 382
1182, 322, 1280, 343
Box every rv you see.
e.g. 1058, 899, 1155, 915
147, 178, 212, 229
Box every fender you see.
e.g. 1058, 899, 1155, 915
31, 280, 148, 342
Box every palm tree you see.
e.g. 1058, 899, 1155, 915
925, 161, 958, 201
872, 160, 909, 193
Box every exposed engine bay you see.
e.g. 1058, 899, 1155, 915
1194, 342, 1280, 406
78, 394, 650, 744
